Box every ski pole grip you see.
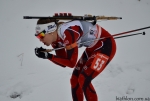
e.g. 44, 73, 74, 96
41, 49, 52, 52
45, 49, 52, 52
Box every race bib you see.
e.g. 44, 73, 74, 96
91, 53, 109, 73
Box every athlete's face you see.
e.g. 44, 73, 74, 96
39, 30, 57, 46
39, 32, 54, 46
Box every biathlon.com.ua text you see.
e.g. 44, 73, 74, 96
116, 96, 150, 101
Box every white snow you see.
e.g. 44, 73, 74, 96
0, 0, 150, 101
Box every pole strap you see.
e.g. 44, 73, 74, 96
65, 42, 78, 50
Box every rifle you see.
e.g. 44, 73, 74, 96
24, 13, 122, 24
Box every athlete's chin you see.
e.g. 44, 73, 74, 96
44, 43, 50, 46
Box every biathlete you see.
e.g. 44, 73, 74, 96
34, 18, 116, 101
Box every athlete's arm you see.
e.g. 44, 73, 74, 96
48, 43, 67, 67
49, 25, 83, 68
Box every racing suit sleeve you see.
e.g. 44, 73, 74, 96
49, 43, 67, 67
49, 25, 83, 68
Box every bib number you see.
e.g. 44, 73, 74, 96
91, 53, 109, 73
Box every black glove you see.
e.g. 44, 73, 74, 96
35, 47, 53, 59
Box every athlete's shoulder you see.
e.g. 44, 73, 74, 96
60, 20, 83, 30
57, 20, 83, 39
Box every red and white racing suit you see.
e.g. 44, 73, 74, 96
49, 20, 116, 101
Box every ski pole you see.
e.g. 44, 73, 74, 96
95, 26, 150, 42
114, 32, 145, 39
44, 32, 145, 52
112, 26, 150, 37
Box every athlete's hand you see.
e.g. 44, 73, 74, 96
34, 47, 53, 59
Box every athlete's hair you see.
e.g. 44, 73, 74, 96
37, 18, 56, 24
37, 18, 64, 26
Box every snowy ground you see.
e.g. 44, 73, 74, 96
0, 0, 150, 101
